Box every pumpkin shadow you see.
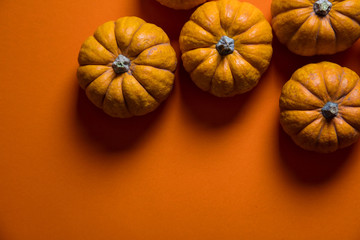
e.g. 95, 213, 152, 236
177, 63, 259, 127
75, 81, 166, 153
277, 121, 355, 185
271, 35, 355, 84
139, 0, 193, 41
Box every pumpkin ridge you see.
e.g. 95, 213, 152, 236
93, 21, 118, 57
286, 14, 314, 46
291, 78, 324, 102
84, 69, 113, 89
294, 114, 322, 135
333, 9, 360, 26
132, 64, 174, 77
272, 6, 311, 16
181, 37, 217, 53
328, 12, 360, 52
113, 20, 122, 55
227, 52, 251, 94
272, 7, 313, 26
217, 9, 226, 36
337, 77, 360, 104
190, 2, 223, 37
229, 3, 263, 37
179, 21, 218, 52
78, 36, 116, 66
183, 47, 218, 74
133, 43, 177, 72
314, 18, 323, 54
315, 119, 326, 147
226, 56, 239, 94
232, 19, 264, 40
320, 66, 332, 102
77, 65, 111, 89
132, 43, 171, 61
189, 19, 217, 38
123, 22, 146, 56
209, 57, 222, 94
272, 4, 312, 17
224, 2, 241, 37
90, 35, 117, 59
217, 0, 245, 37
121, 74, 133, 116
333, 68, 345, 100
189, 51, 218, 74
337, 114, 360, 133
272, 8, 314, 46
281, 95, 324, 110
101, 75, 118, 109
332, 121, 340, 149
326, 16, 339, 49
233, 49, 262, 75
127, 69, 160, 103
295, 117, 321, 137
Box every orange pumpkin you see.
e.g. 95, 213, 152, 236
280, 62, 360, 153
271, 0, 360, 56
77, 17, 177, 118
156, 0, 207, 10
179, 0, 273, 97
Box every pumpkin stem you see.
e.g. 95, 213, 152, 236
112, 55, 130, 74
216, 36, 235, 56
313, 0, 332, 17
322, 102, 338, 120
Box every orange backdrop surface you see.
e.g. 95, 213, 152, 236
1, 0, 360, 239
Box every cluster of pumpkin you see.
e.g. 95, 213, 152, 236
77, 0, 360, 153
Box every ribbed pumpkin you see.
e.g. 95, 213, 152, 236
280, 62, 360, 153
77, 17, 177, 118
179, 0, 273, 97
156, 0, 207, 10
271, 0, 360, 56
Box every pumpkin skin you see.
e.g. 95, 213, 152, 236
271, 0, 360, 56
179, 0, 273, 97
156, 0, 207, 10
280, 62, 360, 153
77, 17, 177, 118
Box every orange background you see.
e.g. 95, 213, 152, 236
1, 0, 360, 239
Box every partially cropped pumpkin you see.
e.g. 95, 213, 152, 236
156, 0, 207, 10
280, 62, 360, 153
271, 0, 360, 56
179, 0, 273, 97
77, 17, 177, 118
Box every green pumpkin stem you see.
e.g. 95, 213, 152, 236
321, 102, 338, 120
313, 0, 332, 17
216, 36, 235, 56
112, 55, 130, 74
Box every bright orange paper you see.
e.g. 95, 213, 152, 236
0, 0, 360, 239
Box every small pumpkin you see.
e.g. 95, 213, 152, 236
271, 0, 360, 56
77, 16, 177, 118
156, 0, 207, 10
280, 62, 360, 153
179, 0, 273, 97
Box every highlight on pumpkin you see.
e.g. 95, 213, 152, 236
179, 0, 273, 97
77, 16, 177, 118
279, 61, 360, 153
271, 0, 360, 56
